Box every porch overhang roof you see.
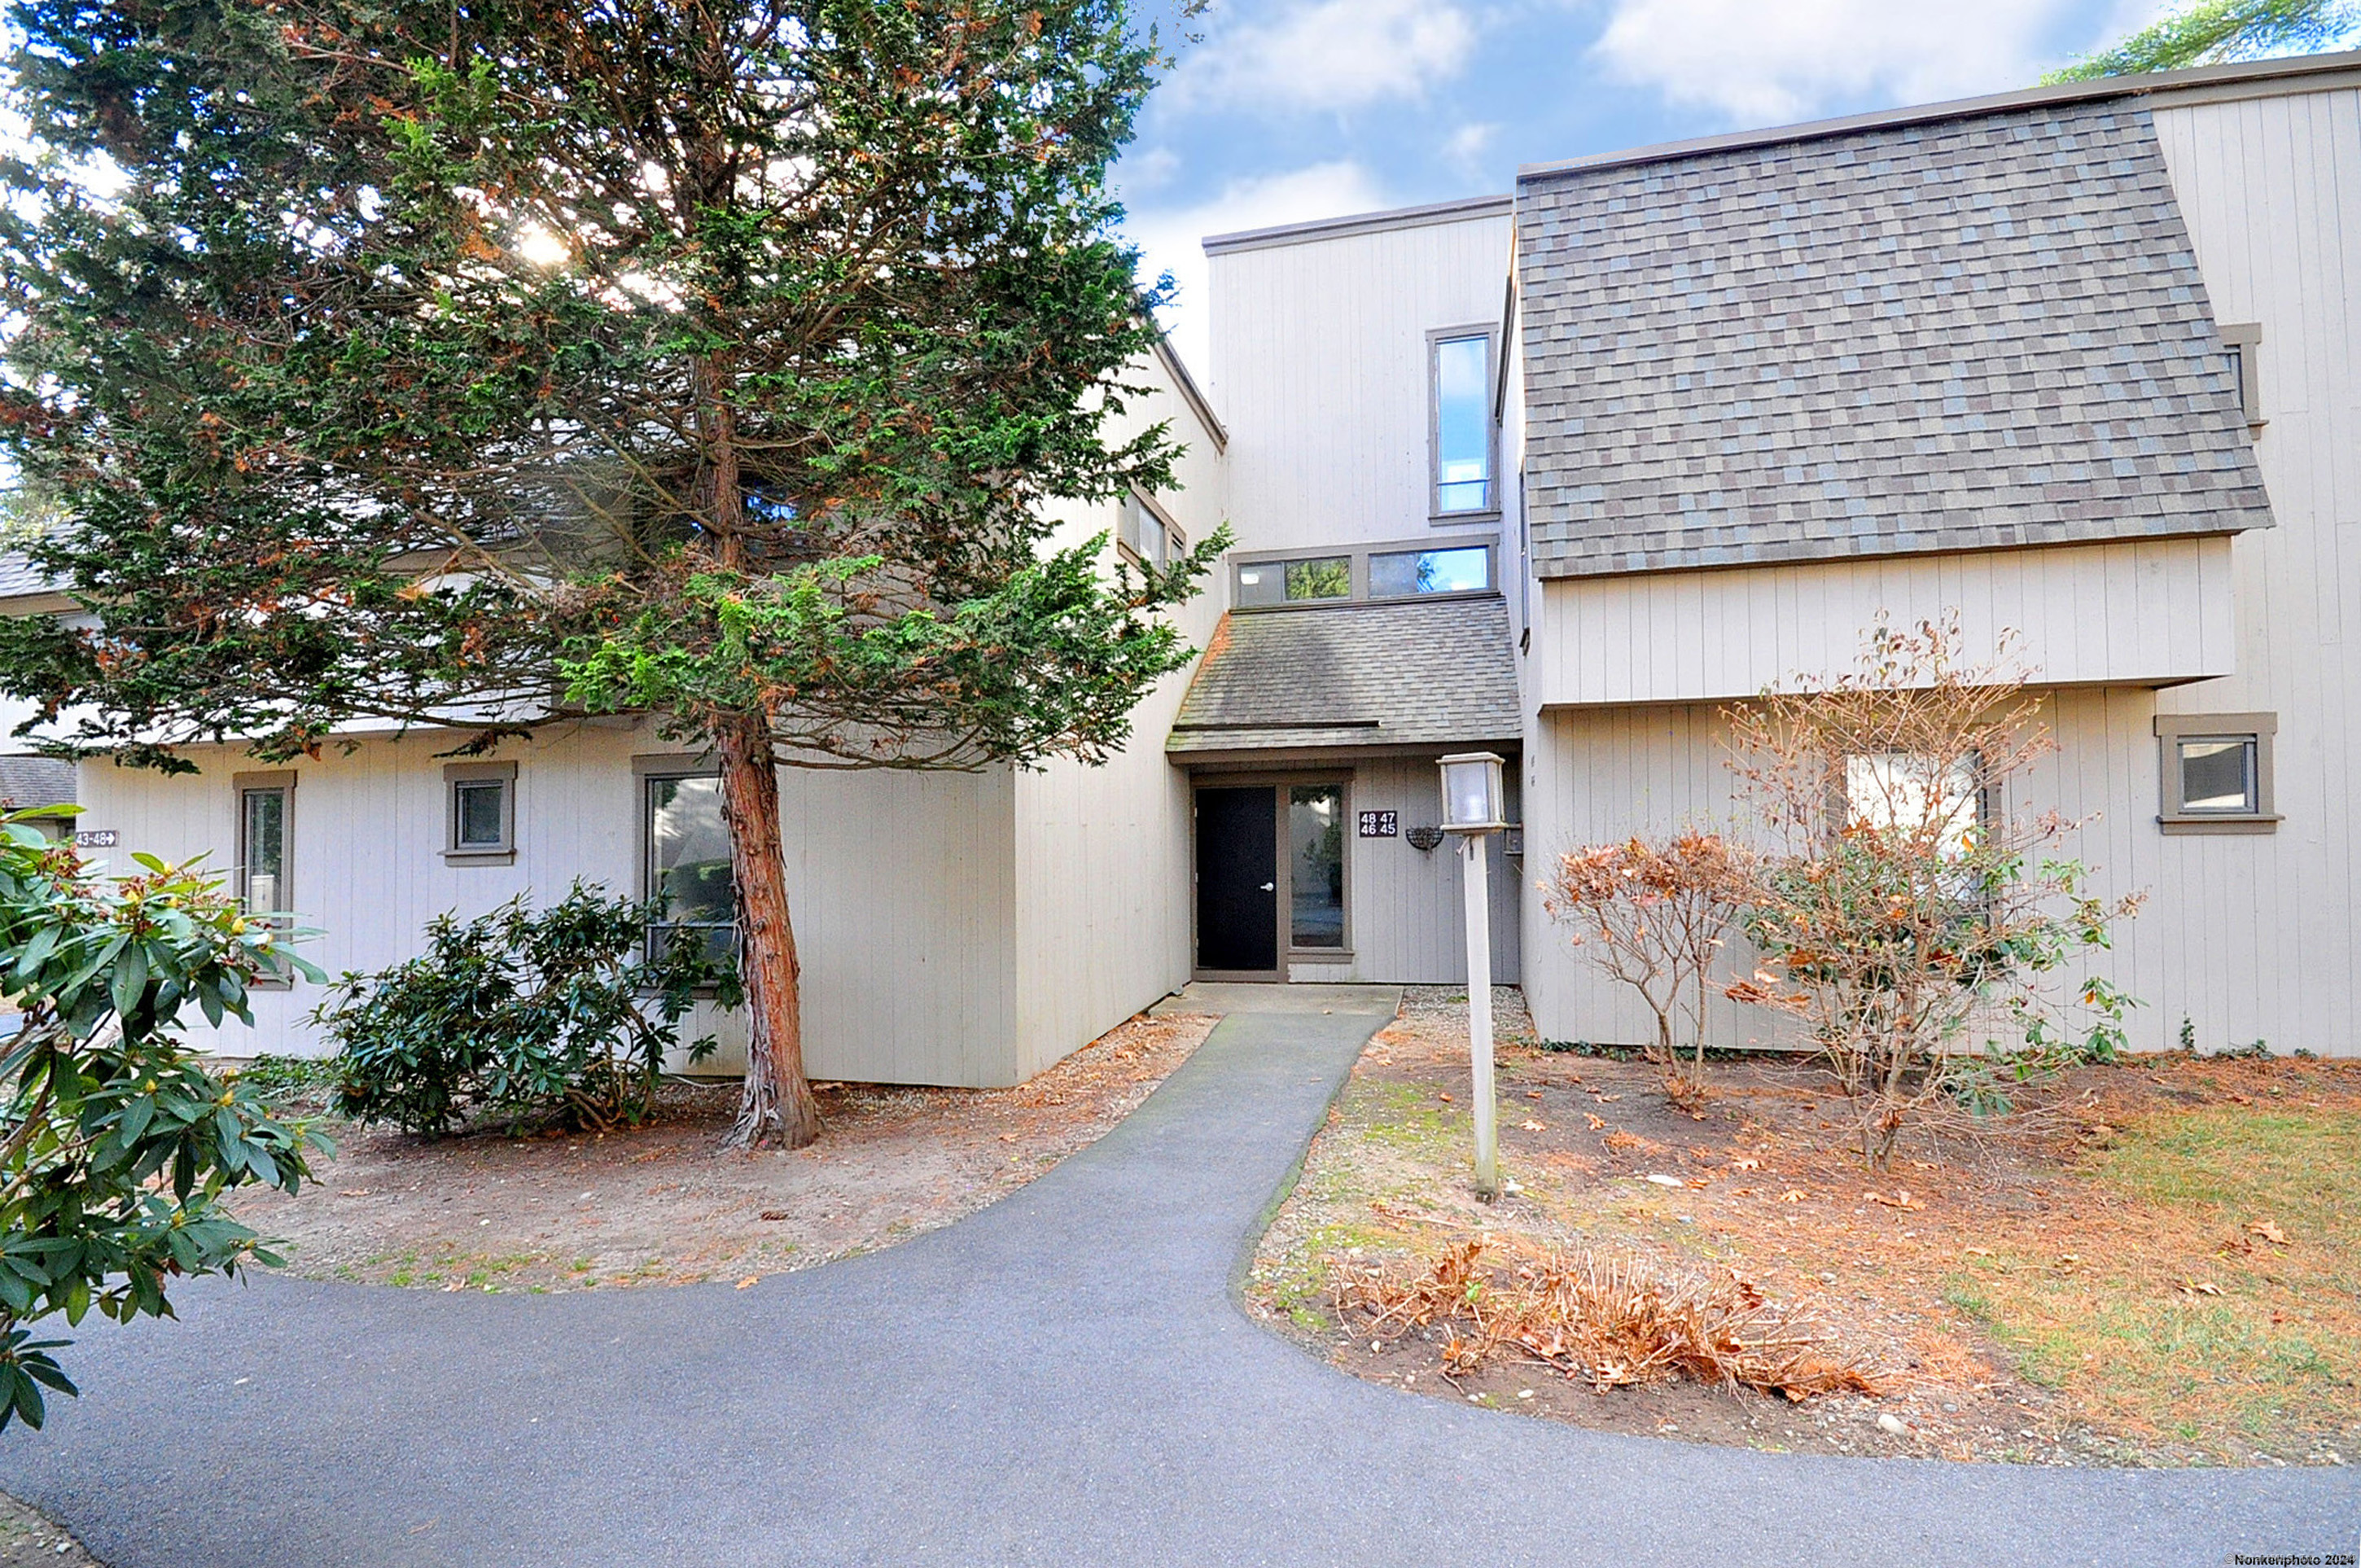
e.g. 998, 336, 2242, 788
1167, 596, 1521, 757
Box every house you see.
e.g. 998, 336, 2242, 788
7, 48, 2356, 1073
1195, 48, 2356, 1059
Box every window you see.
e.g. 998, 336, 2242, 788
444, 761, 516, 861
2219, 323, 2263, 427
1236, 555, 1350, 607
1119, 491, 1182, 572
234, 772, 295, 918
1231, 537, 1495, 611
2156, 713, 2277, 832
1430, 330, 1496, 516
644, 772, 738, 962
1844, 753, 1980, 858
1370, 545, 1491, 598
1289, 784, 1346, 949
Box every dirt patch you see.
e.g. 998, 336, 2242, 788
1248, 986, 2361, 1468
0, 1492, 98, 1566
234, 1010, 1216, 1294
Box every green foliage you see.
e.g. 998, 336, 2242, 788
1726, 616, 2144, 1164
0, 0, 1216, 772
1953, 974, 2144, 1118
0, 808, 326, 1431
2044, 0, 2357, 81
229, 1053, 341, 1102
318, 883, 738, 1137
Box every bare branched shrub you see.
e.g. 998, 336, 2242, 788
1544, 830, 1754, 1084
1722, 614, 2144, 1166
1332, 1238, 1880, 1399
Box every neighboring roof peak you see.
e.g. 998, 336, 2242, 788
1200, 195, 1512, 258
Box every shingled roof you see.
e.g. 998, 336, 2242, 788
1167, 597, 1520, 756
0, 756, 72, 812
1517, 99, 2274, 579
0, 549, 59, 601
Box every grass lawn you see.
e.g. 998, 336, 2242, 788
1249, 988, 2359, 1467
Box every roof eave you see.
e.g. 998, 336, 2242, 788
1518, 48, 2361, 186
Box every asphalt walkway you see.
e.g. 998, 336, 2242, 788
1, 991, 2351, 1566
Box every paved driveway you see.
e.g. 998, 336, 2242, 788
2, 995, 2352, 1566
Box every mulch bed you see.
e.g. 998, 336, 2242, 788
1251, 987, 2361, 1467
233, 1010, 1218, 1296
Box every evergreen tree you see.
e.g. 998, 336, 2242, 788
0, 0, 1216, 1147
2045, 0, 2356, 81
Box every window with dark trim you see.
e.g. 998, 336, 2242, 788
1232, 536, 1496, 611
1429, 328, 1497, 518
444, 761, 517, 862
2219, 323, 2264, 427
1369, 545, 1491, 598
234, 772, 295, 917
1118, 490, 1184, 572
2156, 712, 2277, 833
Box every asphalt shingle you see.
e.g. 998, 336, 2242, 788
1167, 597, 1521, 754
0, 755, 73, 811
1516, 99, 2274, 578
0, 549, 59, 599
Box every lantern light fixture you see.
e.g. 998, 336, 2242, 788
1438, 751, 1506, 834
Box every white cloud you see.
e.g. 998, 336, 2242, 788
1124, 160, 1392, 374
1170, 0, 1477, 115
1592, 0, 2080, 127
1120, 147, 1183, 196
1444, 121, 1500, 181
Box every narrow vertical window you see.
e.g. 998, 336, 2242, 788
1288, 784, 1346, 949
645, 773, 738, 963
236, 777, 292, 915
2219, 323, 2263, 426
1431, 332, 1495, 515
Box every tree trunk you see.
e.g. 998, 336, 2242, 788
716, 709, 820, 1150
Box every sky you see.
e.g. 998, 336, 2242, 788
1116, 0, 2190, 371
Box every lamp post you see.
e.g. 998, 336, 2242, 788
1438, 751, 1506, 1200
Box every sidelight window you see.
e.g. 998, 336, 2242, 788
1289, 785, 1346, 949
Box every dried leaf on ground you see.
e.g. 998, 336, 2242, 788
1331, 1239, 1881, 1401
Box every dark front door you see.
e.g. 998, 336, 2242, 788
1195, 786, 1277, 974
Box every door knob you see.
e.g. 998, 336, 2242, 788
1259, 882, 1275, 891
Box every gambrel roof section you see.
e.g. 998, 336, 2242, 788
1517, 98, 2275, 578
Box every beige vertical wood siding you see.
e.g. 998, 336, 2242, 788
1532, 537, 2237, 709
2143, 83, 2361, 1053
76, 722, 1025, 1081
1328, 756, 1522, 985
1209, 213, 1513, 557
1010, 341, 1233, 1078
1522, 81, 2361, 1058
